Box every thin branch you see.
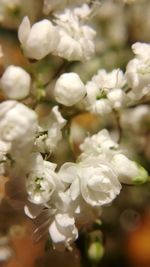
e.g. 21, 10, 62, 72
113, 109, 123, 144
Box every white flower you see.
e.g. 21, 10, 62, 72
54, 73, 86, 106
54, 5, 96, 61
84, 69, 126, 114
26, 153, 63, 205
18, 16, 59, 60
35, 106, 66, 153
111, 154, 149, 185
49, 213, 78, 250
126, 58, 150, 100
80, 129, 118, 161
74, 3, 92, 19
1, 65, 31, 100
126, 42, 150, 100
0, 100, 37, 150
56, 191, 102, 225
83, 80, 110, 114
58, 160, 121, 207
92, 69, 126, 91
132, 42, 150, 61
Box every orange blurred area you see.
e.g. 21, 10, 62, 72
126, 211, 150, 267
0, 176, 9, 202
5, 221, 45, 267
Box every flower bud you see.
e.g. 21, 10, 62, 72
18, 17, 59, 60
88, 241, 104, 263
133, 164, 149, 184
1, 65, 31, 100
112, 154, 149, 185
87, 231, 104, 263
54, 73, 86, 106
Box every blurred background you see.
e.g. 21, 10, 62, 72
0, 0, 150, 266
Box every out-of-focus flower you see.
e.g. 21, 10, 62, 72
132, 42, 150, 61
54, 73, 86, 106
126, 42, 150, 100
0, 0, 43, 29
1, 65, 31, 100
18, 16, 59, 60
121, 105, 150, 133
123, 0, 136, 4
126, 59, 150, 100
0, 0, 21, 23
43, 0, 90, 14
35, 106, 66, 153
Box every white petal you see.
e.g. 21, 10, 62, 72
18, 16, 31, 44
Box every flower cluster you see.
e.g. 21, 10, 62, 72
0, 0, 150, 254
18, 4, 96, 61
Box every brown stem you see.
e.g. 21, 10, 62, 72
113, 109, 122, 144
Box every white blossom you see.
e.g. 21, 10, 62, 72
35, 106, 66, 153
18, 16, 59, 60
80, 129, 119, 161
1, 65, 31, 100
54, 73, 86, 106
126, 58, 150, 100
0, 100, 38, 151
92, 69, 126, 91
54, 5, 96, 61
56, 190, 102, 225
126, 42, 150, 100
49, 213, 78, 250
58, 160, 121, 207
84, 69, 127, 114
26, 153, 63, 205
132, 42, 150, 61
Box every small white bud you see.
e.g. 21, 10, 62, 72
18, 17, 59, 60
1, 65, 31, 100
111, 154, 149, 185
54, 73, 86, 106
